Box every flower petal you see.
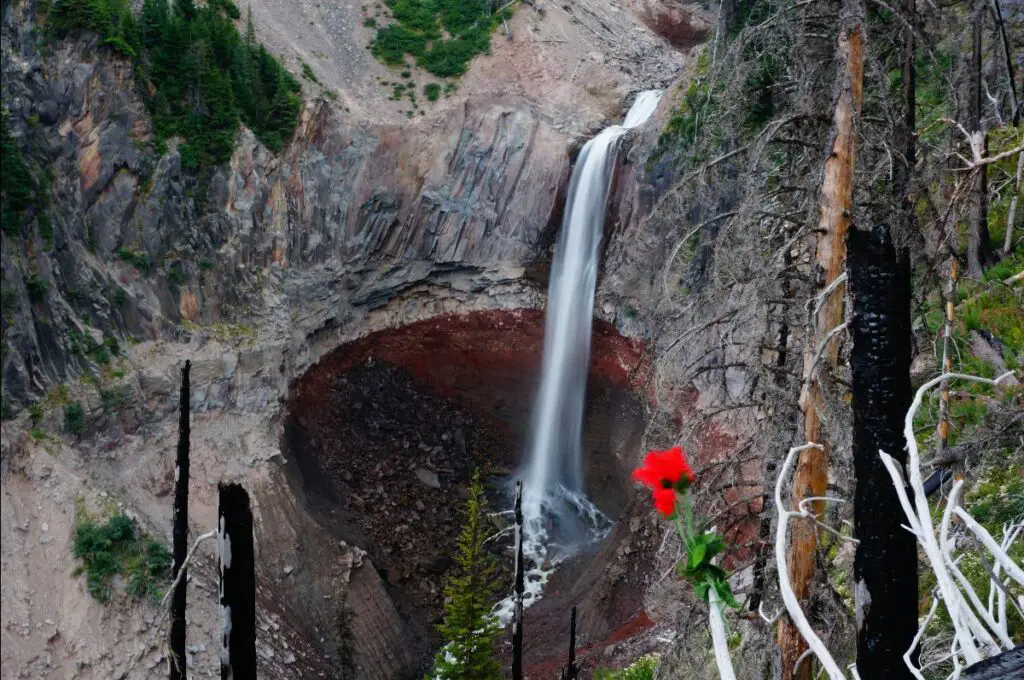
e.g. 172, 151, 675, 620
652, 487, 677, 517
631, 463, 662, 488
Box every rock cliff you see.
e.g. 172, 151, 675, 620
0, 0, 714, 676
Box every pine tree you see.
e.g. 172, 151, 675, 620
432, 470, 502, 680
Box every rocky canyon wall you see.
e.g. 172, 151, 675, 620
0, 0, 727, 676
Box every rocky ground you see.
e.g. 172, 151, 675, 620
289, 359, 519, 630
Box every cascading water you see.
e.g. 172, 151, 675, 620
522, 89, 664, 520
494, 90, 663, 622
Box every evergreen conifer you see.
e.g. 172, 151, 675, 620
431, 470, 502, 680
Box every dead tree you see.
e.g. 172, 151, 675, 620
219, 483, 257, 680
966, 0, 993, 278
511, 481, 524, 680
988, 0, 1019, 126
779, 17, 864, 680
848, 225, 917, 678
560, 606, 579, 680
170, 360, 191, 680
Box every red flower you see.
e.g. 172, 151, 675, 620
631, 446, 696, 516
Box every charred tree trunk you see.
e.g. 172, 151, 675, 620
898, 0, 916, 191
989, 0, 1019, 126
779, 19, 864, 680
560, 606, 579, 680
170, 360, 191, 680
966, 0, 993, 278
511, 481, 524, 680
848, 225, 917, 679
219, 483, 257, 680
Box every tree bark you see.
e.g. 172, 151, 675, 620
219, 483, 257, 680
848, 224, 917, 679
778, 20, 864, 680
511, 481, 524, 680
560, 606, 579, 680
170, 360, 191, 680
1004, 145, 1022, 254
988, 0, 1019, 126
966, 0, 993, 278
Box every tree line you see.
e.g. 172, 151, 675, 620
46, 0, 301, 170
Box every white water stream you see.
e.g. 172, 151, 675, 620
494, 90, 663, 623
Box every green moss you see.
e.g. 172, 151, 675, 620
72, 508, 172, 603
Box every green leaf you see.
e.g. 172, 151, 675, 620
687, 539, 707, 570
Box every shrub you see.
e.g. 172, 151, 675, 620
26, 276, 48, 303
72, 510, 172, 602
63, 402, 85, 434
115, 247, 152, 274
593, 655, 659, 680
301, 61, 320, 84
28, 403, 45, 425
423, 82, 441, 101
369, 0, 511, 78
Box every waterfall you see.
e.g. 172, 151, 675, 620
522, 90, 664, 521
493, 91, 664, 625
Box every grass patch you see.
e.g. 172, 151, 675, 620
72, 508, 172, 603
369, 0, 512, 78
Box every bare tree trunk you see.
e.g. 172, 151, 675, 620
966, 0, 993, 278
511, 481, 524, 680
1004, 147, 1022, 254
170, 360, 191, 680
560, 606, 579, 680
849, 224, 917, 678
219, 483, 257, 680
778, 19, 864, 680
936, 261, 958, 460
989, 0, 1019, 126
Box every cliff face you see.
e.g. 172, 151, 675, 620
0, 0, 712, 676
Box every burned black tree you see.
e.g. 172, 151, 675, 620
170, 360, 191, 680
219, 483, 257, 680
511, 481, 524, 680
848, 226, 917, 678
559, 606, 579, 680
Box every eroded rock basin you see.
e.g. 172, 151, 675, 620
284, 309, 660, 675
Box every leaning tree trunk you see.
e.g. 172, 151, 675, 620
966, 0, 993, 278
219, 483, 257, 680
170, 360, 191, 680
849, 225, 917, 679
778, 18, 864, 680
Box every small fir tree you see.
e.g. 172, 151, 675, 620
432, 470, 502, 680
